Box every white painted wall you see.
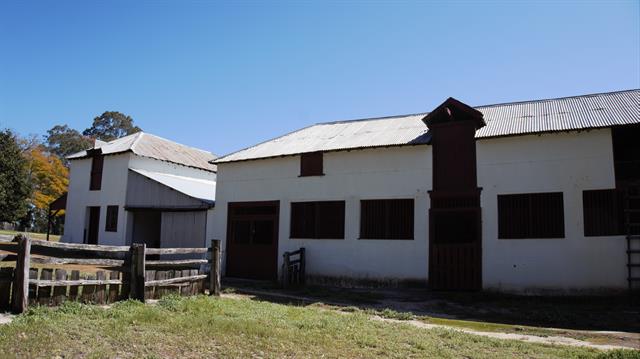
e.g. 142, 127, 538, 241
212, 128, 626, 292
210, 146, 432, 282
64, 153, 131, 245
477, 129, 626, 292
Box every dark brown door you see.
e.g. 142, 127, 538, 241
429, 204, 482, 290
226, 201, 279, 280
132, 211, 161, 248
87, 206, 100, 244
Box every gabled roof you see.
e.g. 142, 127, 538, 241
129, 168, 215, 204
214, 89, 639, 164
68, 132, 217, 172
423, 97, 486, 129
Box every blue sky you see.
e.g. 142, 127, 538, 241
1, 1, 638, 156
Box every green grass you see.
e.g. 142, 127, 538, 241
0, 296, 637, 358
0, 230, 60, 242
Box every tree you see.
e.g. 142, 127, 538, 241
0, 130, 31, 223
23, 145, 69, 232
82, 111, 141, 142
45, 125, 93, 160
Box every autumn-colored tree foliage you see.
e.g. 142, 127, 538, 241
25, 146, 69, 210
22, 146, 69, 232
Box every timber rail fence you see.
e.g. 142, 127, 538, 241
0, 236, 221, 313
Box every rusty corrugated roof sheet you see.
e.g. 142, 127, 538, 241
215, 89, 639, 163
68, 132, 217, 172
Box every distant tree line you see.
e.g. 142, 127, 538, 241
0, 111, 142, 235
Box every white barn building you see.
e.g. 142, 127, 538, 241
209, 90, 640, 293
63, 132, 217, 249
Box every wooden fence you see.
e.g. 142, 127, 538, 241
0, 236, 221, 313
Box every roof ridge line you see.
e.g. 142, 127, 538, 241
129, 131, 144, 153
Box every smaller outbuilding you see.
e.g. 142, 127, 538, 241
63, 132, 217, 249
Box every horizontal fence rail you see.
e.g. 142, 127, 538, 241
0, 236, 222, 313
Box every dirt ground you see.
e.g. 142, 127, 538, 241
223, 279, 640, 350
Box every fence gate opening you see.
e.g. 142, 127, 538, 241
424, 98, 485, 291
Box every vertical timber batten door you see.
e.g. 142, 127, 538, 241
226, 201, 280, 280
424, 98, 486, 291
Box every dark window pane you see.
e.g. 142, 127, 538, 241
90, 154, 103, 191
498, 192, 564, 239
316, 201, 345, 239
530, 193, 564, 238
291, 202, 315, 238
361, 199, 413, 239
290, 201, 344, 239
583, 189, 623, 236
232, 220, 251, 244
253, 220, 275, 245
433, 210, 477, 244
613, 124, 640, 184
105, 205, 118, 232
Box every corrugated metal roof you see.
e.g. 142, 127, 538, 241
215, 89, 639, 163
130, 168, 216, 204
68, 132, 217, 172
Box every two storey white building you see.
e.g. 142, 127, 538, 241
209, 90, 640, 293
64, 132, 216, 249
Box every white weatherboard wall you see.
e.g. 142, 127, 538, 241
210, 146, 432, 282
64, 153, 131, 245
477, 129, 626, 292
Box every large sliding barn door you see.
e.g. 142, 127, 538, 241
425, 98, 485, 291
226, 201, 279, 280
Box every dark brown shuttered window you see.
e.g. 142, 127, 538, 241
89, 154, 104, 191
300, 152, 323, 177
360, 199, 414, 239
498, 192, 564, 239
105, 206, 118, 232
583, 189, 624, 236
290, 201, 345, 239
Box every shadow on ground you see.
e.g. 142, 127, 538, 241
223, 278, 640, 334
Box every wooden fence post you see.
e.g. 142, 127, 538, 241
11, 235, 31, 313
209, 240, 221, 296
129, 243, 146, 302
